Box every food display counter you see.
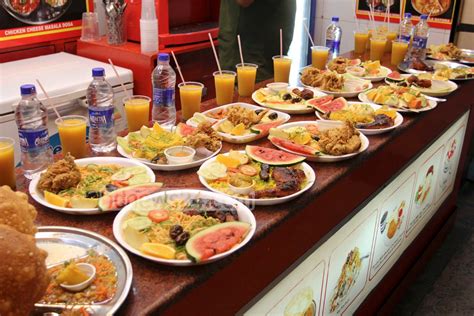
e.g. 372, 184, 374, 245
19, 52, 473, 315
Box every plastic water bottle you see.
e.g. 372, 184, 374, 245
399, 13, 413, 43
86, 67, 116, 153
152, 53, 176, 127
412, 14, 430, 59
325, 17, 342, 59
14, 84, 53, 179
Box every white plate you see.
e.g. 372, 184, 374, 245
358, 90, 438, 113
269, 121, 369, 162
302, 74, 373, 98
203, 103, 290, 144
198, 151, 315, 205
29, 157, 156, 215
315, 102, 404, 135
251, 86, 326, 114
113, 189, 256, 266
384, 74, 458, 97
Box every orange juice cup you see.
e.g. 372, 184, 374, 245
367, 29, 375, 50
385, 31, 398, 53
179, 82, 204, 120
370, 36, 387, 61
311, 46, 329, 69
391, 39, 409, 66
213, 70, 236, 106
124, 95, 151, 132
56, 115, 88, 159
272, 55, 292, 83
354, 31, 369, 54
0, 137, 16, 189
236, 63, 258, 97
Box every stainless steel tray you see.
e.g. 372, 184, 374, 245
34, 226, 133, 315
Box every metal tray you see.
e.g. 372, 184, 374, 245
398, 60, 473, 81
458, 49, 474, 65
34, 226, 133, 315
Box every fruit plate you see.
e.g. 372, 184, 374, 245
315, 102, 404, 135
112, 189, 256, 266
269, 121, 369, 162
251, 86, 326, 114
29, 157, 156, 215
303, 75, 373, 98
34, 226, 132, 315
359, 66, 392, 82
384, 74, 458, 97
358, 90, 437, 113
198, 151, 316, 206
205, 103, 290, 144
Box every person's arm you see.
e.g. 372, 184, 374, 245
236, 0, 254, 8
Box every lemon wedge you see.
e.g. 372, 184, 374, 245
44, 191, 69, 207
140, 243, 176, 259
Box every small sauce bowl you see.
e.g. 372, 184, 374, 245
347, 66, 366, 77
60, 263, 96, 292
266, 82, 289, 93
164, 146, 196, 164
228, 178, 255, 195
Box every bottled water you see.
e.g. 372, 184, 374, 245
399, 13, 413, 43
14, 84, 53, 179
86, 67, 116, 153
325, 17, 342, 59
412, 14, 430, 59
152, 53, 176, 127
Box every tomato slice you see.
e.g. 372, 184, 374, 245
148, 210, 169, 223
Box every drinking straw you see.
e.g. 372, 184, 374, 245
303, 21, 315, 46
171, 51, 186, 85
354, 13, 360, 32
237, 34, 245, 65
108, 58, 132, 99
35, 79, 62, 121
368, 4, 375, 30
208, 33, 222, 74
387, 1, 390, 32
279, 28, 283, 57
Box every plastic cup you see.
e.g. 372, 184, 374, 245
0, 137, 16, 189
124, 95, 151, 132
391, 39, 409, 66
236, 63, 258, 97
213, 71, 236, 106
385, 31, 398, 53
81, 12, 100, 41
56, 115, 88, 159
311, 46, 329, 69
354, 31, 369, 54
370, 36, 387, 61
179, 82, 204, 120
272, 55, 292, 83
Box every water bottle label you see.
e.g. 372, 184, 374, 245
89, 107, 115, 128
325, 39, 340, 53
18, 128, 49, 152
400, 35, 411, 42
153, 88, 175, 108
413, 36, 428, 49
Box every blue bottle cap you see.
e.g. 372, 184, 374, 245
20, 84, 36, 95
405, 13, 412, 18
92, 67, 105, 77
332, 16, 339, 22
420, 14, 428, 19
158, 53, 170, 62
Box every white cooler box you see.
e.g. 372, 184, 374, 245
0, 52, 134, 165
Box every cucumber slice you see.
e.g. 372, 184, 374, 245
124, 216, 152, 231
128, 173, 151, 186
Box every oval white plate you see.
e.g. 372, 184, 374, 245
251, 86, 326, 114
302, 75, 373, 98
198, 151, 315, 206
358, 90, 437, 113
113, 189, 256, 266
269, 121, 369, 162
29, 157, 156, 215
384, 74, 458, 97
315, 102, 404, 135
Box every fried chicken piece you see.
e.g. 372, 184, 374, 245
0, 224, 49, 316
318, 123, 362, 156
226, 106, 268, 128
0, 185, 37, 235
184, 121, 222, 152
38, 153, 81, 194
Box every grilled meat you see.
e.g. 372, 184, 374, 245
254, 167, 306, 198
356, 114, 394, 129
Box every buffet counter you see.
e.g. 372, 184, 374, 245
22, 52, 474, 315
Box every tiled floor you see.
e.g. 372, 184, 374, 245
394, 178, 474, 315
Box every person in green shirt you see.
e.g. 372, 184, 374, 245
218, 0, 296, 82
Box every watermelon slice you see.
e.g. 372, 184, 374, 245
176, 123, 196, 136
312, 97, 348, 114
185, 222, 251, 262
245, 145, 305, 165
250, 119, 284, 134
98, 183, 163, 211
269, 136, 318, 156
349, 58, 362, 66
387, 71, 404, 82
306, 95, 334, 111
